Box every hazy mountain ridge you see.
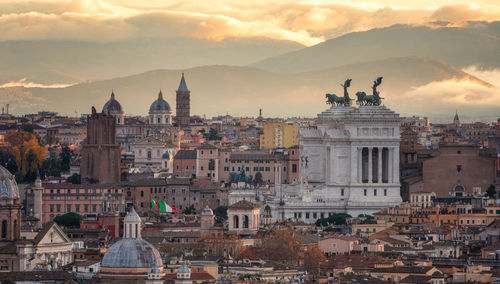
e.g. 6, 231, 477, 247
251, 23, 500, 73
0, 37, 304, 85
0, 56, 492, 119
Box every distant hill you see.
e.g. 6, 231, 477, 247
0, 56, 493, 120
251, 23, 500, 73
0, 37, 303, 85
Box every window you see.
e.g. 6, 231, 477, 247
147, 151, 152, 160
67, 204, 71, 212
341, 189, 344, 196
292, 164, 297, 173
141, 191, 144, 197
306, 212, 310, 219
56, 204, 61, 212
384, 189, 387, 196
92, 204, 97, 212
364, 189, 367, 196
374, 189, 377, 196
313, 212, 317, 219
75, 204, 80, 212
141, 202, 144, 207
84, 204, 89, 212
50, 205, 54, 212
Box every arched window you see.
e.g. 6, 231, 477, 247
1, 220, 7, 238
157, 117, 161, 124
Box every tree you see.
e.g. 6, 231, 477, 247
58, 146, 72, 172
214, 206, 228, 223
304, 245, 326, 278
54, 212, 83, 227
315, 213, 352, 226
254, 172, 263, 185
183, 205, 196, 215
358, 214, 374, 220
1, 279, 16, 284
66, 173, 81, 184
6, 131, 47, 182
486, 184, 497, 199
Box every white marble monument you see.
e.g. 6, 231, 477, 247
270, 104, 402, 223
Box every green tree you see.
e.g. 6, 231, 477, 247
42, 147, 61, 178
358, 214, 374, 219
183, 205, 196, 215
66, 173, 81, 184
1, 279, 16, 284
214, 206, 228, 223
0, 149, 18, 174
315, 213, 352, 226
54, 212, 83, 227
254, 172, 263, 185
486, 184, 497, 199
59, 146, 72, 172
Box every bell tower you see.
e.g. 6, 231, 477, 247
175, 73, 190, 127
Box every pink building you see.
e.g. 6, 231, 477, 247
26, 182, 125, 224
318, 234, 360, 256
196, 143, 219, 181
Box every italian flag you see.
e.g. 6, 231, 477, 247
151, 199, 158, 212
158, 200, 178, 213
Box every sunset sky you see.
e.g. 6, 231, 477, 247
1, 0, 500, 45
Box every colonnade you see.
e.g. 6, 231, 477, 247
356, 146, 398, 184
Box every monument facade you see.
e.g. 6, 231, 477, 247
270, 78, 403, 222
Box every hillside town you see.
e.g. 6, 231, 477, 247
0, 74, 499, 284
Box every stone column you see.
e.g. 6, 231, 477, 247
388, 147, 393, 183
393, 146, 399, 184
378, 147, 383, 183
368, 147, 372, 183
357, 147, 362, 183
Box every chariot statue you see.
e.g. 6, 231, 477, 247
355, 77, 383, 106
326, 79, 353, 107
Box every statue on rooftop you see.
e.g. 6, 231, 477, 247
355, 77, 383, 106
326, 79, 353, 107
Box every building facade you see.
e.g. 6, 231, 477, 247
266, 105, 403, 222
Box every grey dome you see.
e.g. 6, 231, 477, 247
0, 165, 19, 200
102, 91, 124, 114
101, 238, 163, 268
201, 206, 213, 216
124, 207, 141, 223
149, 91, 171, 112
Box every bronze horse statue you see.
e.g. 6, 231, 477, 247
356, 77, 383, 106
326, 79, 353, 107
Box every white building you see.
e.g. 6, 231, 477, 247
267, 105, 403, 223
134, 136, 177, 173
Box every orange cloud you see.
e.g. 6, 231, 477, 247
0, 1, 499, 45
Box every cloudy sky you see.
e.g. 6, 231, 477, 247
1, 0, 499, 45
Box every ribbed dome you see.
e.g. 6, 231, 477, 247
102, 91, 124, 114
0, 165, 19, 200
149, 90, 171, 112
101, 238, 163, 269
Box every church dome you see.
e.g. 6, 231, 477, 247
0, 165, 19, 200
161, 151, 171, 159
102, 91, 124, 114
101, 238, 163, 269
149, 91, 171, 112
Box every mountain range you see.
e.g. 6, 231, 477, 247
0, 56, 491, 120
0, 22, 499, 121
